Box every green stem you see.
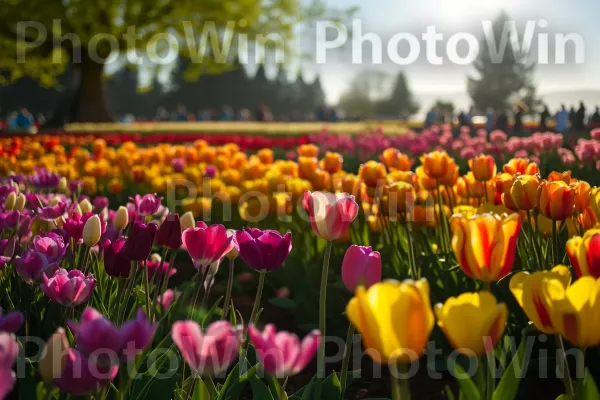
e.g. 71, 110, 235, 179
160, 250, 178, 295
390, 364, 411, 400
143, 260, 151, 319
525, 210, 541, 271
485, 352, 495, 400
404, 221, 418, 279
552, 219, 559, 266
555, 335, 575, 396
315, 240, 333, 399
436, 181, 449, 253
340, 323, 355, 395
222, 258, 235, 320
248, 270, 266, 327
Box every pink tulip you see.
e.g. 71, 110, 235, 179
157, 289, 180, 311
182, 222, 232, 269
341, 245, 382, 291
302, 191, 359, 241
14, 251, 58, 285
248, 324, 320, 377
0, 333, 18, 399
41, 269, 96, 307
171, 320, 242, 376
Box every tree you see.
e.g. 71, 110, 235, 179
467, 12, 535, 112
376, 71, 419, 118
337, 70, 390, 118
0, 0, 352, 122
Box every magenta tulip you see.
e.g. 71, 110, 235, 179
122, 221, 157, 261
0, 237, 17, 269
131, 194, 162, 217
302, 191, 359, 241
341, 245, 382, 291
37, 201, 67, 221
234, 228, 292, 272
0, 333, 18, 399
93, 196, 109, 212
156, 213, 182, 249
157, 289, 180, 311
120, 309, 157, 361
14, 251, 58, 285
0, 308, 24, 334
41, 269, 96, 307
171, 320, 242, 376
248, 324, 320, 377
103, 239, 132, 279
182, 222, 232, 269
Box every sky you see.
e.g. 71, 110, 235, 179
309, 0, 600, 103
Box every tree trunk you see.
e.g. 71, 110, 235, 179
71, 52, 113, 122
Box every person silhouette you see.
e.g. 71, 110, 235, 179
513, 106, 523, 135
590, 106, 600, 124
575, 101, 586, 130
555, 105, 569, 134
540, 105, 550, 132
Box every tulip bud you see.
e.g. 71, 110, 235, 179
225, 229, 239, 260
39, 327, 69, 383
150, 253, 162, 263
14, 193, 26, 211
72, 203, 82, 216
83, 215, 102, 246
49, 197, 62, 206
79, 198, 93, 214
4, 192, 16, 210
207, 260, 220, 275
510, 174, 540, 211
180, 211, 195, 231
57, 177, 68, 194
114, 206, 129, 231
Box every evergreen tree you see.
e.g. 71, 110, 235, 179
377, 71, 419, 118
467, 12, 535, 111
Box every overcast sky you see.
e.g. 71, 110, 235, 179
309, 0, 600, 102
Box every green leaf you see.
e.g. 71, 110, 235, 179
448, 360, 481, 400
193, 377, 212, 400
128, 374, 177, 400
493, 336, 528, 400
576, 370, 600, 400
175, 388, 188, 400
268, 297, 298, 309
216, 363, 239, 400
250, 376, 275, 400
322, 371, 342, 399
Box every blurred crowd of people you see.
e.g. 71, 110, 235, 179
425, 102, 600, 134
0, 108, 44, 131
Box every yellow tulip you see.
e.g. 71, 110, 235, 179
554, 276, 600, 348
114, 206, 129, 231
509, 265, 571, 334
4, 192, 16, 211
346, 279, 434, 364
572, 181, 591, 213
39, 328, 69, 383
435, 291, 507, 356
537, 180, 575, 221
450, 213, 521, 282
591, 187, 600, 221
510, 174, 540, 211
14, 193, 26, 212
566, 229, 600, 278
180, 211, 196, 231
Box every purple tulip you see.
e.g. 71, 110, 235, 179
17, 215, 32, 237
171, 320, 242, 376
204, 165, 217, 179
32, 232, 68, 263
63, 213, 85, 242
29, 168, 61, 189
341, 245, 382, 291
0, 237, 17, 269
93, 196, 109, 212
145, 258, 176, 279
41, 269, 96, 307
248, 324, 320, 377
234, 228, 292, 272
0, 183, 16, 203
54, 348, 119, 395
38, 202, 67, 222
130, 194, 162, 217
182, 222, 232, 269
0, 211, 20, 231
122, 221, 157, 261
26, 193, 40, 209
14, 251, 58, 284
172, 158, 185, 172
156, 213, 182, 249
68, 308, 156, 363
68, 180, 84, 194
103, 239, 133, 279
0, 308, 24, 334
0, 333, 19, 399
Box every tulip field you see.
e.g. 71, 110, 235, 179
1, 125, 600, 399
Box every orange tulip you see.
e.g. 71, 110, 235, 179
450, 213, 521, 282
548, 171, 574, 184
537, 180, 575, 221
320, 152, 343, 174
297, 144, 319, 158
468, 155, 497, 182
421, 151, 452, 180
358, 161, 387, 188
380, 148, 412, 171
503, 158, 539, 175
572, 181, 591, 213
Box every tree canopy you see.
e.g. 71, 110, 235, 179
0, 0, 352, 122
467, 12, 535, 112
